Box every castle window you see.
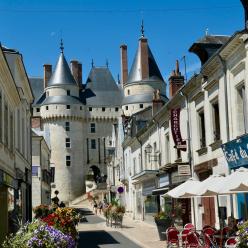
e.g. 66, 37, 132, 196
66, 105, 70, 109
89, 107, 92, 112
91, 139, 96, 149
66, 156, 71, 166
139, 104, 143, 109
90, 123, 96, 133
102, 107, 105, 112
65, 138, 71, 148
46, 106, 49, 110
67, 90, 70, 96
125, 106, 128, 110
80, 106, 82, 110
127, 89, 130, 95
115, 107, 119, 112
36, 108, 40, 112
65, 122, 70, 131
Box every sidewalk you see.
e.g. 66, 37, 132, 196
75, 203, 166, 248
116, 213, 167, 248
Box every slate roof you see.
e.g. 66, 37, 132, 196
48, 53, 77, 87
122, 93, 168, 105
85, 67, 123, 106
42, 95, 83, 105
195, 35, 230, 45
29, 77, 44, 106
127, 40, 164, 84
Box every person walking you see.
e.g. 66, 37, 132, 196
98, 201, 103, 215
93, 201, 98, 215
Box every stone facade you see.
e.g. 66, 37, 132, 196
30, 32, 165, 204
0, 45, 33, 243
32, 130, 51, 208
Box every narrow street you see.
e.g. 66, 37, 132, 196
77, 208, 142, 248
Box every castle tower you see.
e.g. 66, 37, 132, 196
121, 24, 167, 116
38, 42, 85, 202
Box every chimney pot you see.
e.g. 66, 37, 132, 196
43, 64, 52, 89
120, 44, 128, 86
71, 60, 83, 87
169, 60, 184, 98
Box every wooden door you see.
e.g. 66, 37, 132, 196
202, 197, 216, 227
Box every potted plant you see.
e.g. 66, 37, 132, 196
236, 220, 248, 247
154, 211, 173, 241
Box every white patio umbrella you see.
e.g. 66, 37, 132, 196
164, 177, 200, 198
219, 167, 248, 194
179, 174, 226, 197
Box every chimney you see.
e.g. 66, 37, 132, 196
139, 37, 149, 80
78, 63, 82, 86
169, 60, 184, 98
120, 44, 128, 86
152, 89, 164, 116
70, 60, 79, 85
43, 64, 52, 89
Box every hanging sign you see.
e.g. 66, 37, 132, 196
171, 108, 186, 151
221, 134, 248, 169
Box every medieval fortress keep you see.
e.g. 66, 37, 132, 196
30, 34, 166, 202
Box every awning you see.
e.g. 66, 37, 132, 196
152, 186, 169, 195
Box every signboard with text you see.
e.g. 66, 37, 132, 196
171, 108, 186, 151
221, 134, 248, 169
178, 164, 191, 176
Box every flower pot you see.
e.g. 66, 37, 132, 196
154, 218, 173, 241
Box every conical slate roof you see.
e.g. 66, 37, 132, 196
48, 53, 77, 87
127, 42, 164, 84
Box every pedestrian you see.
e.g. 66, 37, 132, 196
98, 201, 103, 214
60, 201, 65, 207
93, 201, 98, 215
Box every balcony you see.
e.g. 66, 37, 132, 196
131, 170, 159, 183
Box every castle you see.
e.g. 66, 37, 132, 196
30, 30, 166, 203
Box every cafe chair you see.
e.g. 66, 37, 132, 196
184, 223, 195, 230
225, 237, 237, 248
167, 228, 180, 248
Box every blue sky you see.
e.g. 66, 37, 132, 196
0, 0, 244, 84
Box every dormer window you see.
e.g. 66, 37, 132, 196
66, 105, 70, 110
67, 90, 70, 96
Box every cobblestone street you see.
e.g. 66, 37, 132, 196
76, 205, 166, 248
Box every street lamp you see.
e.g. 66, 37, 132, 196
145, 144, 152, 154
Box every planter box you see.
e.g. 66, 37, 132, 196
155, 218, 173, 241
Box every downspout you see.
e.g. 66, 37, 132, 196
153, 118, 161, 167
136, 137, 143, 171
180, 90, 196, 226
217, 55, 234, 221
152, 117, 161, 213
136, 136, 144, 220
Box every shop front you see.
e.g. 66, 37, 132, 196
142, 179, 158, 223
170, 167, 191, 226
0, 169, 18, 244
152, 173, 170, 212
131, 170, 158, 223
222, 134, 248, 220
